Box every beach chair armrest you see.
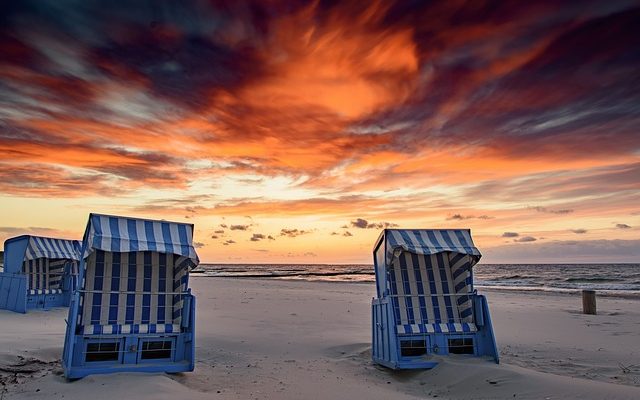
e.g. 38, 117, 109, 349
473, 294, 485, 327
181, 291, 194, 329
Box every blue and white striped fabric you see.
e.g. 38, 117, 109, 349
83, 214, 199, 266
381, 229, 481, 336
77, 250, 190, 334
23, 258, 75, 294
77, 323, 179, 335
389, 251, 477, 335
29, 289, 63, 295
47, 259, 66, 289
24, 258, 46, 293
24, 236, 81, 261
384, 229, 480, 268
77, 214, 199, 336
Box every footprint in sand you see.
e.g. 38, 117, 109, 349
0, 355, 60, 394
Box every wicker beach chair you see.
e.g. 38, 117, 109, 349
62, 213, 199, 378
0, 235, 80, 313
371, 229, 499, 369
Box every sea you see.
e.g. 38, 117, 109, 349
193, 263, 640, 298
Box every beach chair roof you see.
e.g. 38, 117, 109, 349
377, 229, 481, 267
82, 213, 199, 267
5, 235, 81, 262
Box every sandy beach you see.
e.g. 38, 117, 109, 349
1, 277, 639, 399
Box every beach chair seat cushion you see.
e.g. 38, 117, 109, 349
77, 323, 181, 335
396, 322, 477, 335
28, 289, 63, 295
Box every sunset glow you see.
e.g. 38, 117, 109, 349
1, 1, 638, 263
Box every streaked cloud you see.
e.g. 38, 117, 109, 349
250, 233, 270, 242
447, 214, 493, 221
0, 226, 58, 236
280, 229, 312, 238
0, 1, 638, 262
514, 236, 537, 243
350, 218, 398, 229
529, 206, 574, 215
502, 232, 519, 238
230, 224, 251, 231
482, 240, 640, 263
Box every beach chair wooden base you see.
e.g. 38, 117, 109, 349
63, 291, 196, 378
373, 294, 498, 369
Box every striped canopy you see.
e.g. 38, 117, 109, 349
24, 236, 81, 261
381, 229, 481, 267
82, 213, 199, 267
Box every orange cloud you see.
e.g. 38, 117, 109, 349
245, 1, 418, 119
1, 1, 639, 262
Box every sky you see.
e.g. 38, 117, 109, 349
0, 0, 639, 264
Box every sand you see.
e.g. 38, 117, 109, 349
1, 277, 639, 399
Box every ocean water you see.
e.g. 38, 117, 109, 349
194, 263, 640, 298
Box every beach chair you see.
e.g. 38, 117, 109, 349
0, 235, 81, 313
371, 229, 499, 369
62, 213, 199, 378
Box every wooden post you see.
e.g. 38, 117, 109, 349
582, 290, 596, 315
